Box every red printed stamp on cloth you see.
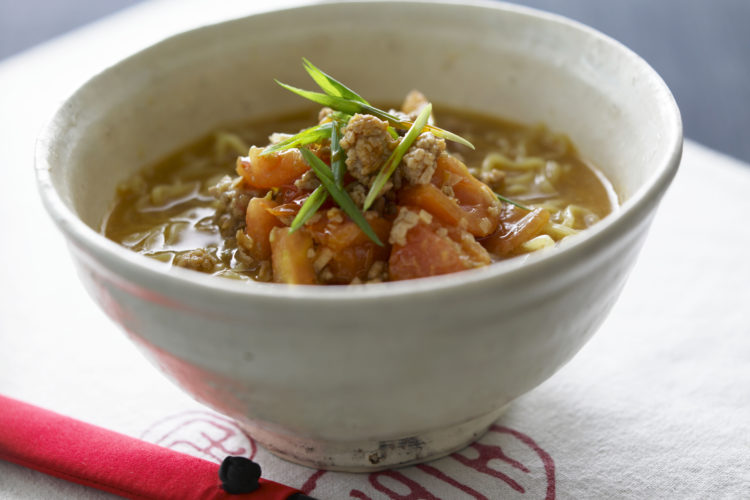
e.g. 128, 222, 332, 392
143, 413, 554, 499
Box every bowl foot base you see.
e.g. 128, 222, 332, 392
237, 405, 509, 472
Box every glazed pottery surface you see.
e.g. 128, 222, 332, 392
36, 1, 681, 470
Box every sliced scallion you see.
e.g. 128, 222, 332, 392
275, 80, 474, 149
290, 185, 328, 233
494, 192, 532, 211
261, 122, 333, 156
298, 148, 383, 246
330, 120, 346, 189
302, 58, 370, 104
363, 103, 432, 210
275, 82, 362, 114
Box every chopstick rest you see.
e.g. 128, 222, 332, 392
0, 395, 313, 500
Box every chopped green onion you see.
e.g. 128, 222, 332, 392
328, 111, 352, 123
494, 192, 532, 211
330, 120, 346, 189
302, 58, 370, 104
275, 81, 362, 114
275, 79, 474, 149
420, 123, 474, 150
290, 185, 328, 232
298, 148, 383, 246
364, 104, 432, 210
261, 122, 333, 156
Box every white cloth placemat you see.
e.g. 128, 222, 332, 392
1, 1, 749, 498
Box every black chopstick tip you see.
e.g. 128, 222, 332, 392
288, 494, 318, 500
219, 456, 261, 494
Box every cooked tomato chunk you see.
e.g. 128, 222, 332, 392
307, 211, 391, 284
269, 227, 316, 284
237, 147, 310, 189
408, 154, 502, 237
389, 210, 490, 281
245, 197, 284, 261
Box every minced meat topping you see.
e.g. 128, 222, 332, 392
401, 90, 430, 121
173, 248, 218, 273
294, 170, 321, 191
210, 176, 256, 239
388, 207, 432, 246
104, 61, 608, 286
339, 114, 396, 186
400, 133, 446, 185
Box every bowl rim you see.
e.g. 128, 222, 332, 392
34, 0, 683, 303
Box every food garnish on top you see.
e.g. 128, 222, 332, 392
105, 60, 615, 284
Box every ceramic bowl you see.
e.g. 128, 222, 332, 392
35, 1, 681, 471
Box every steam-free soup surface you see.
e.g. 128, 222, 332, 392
105, 105, 616, 284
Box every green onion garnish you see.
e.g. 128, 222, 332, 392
302, 58, 370, 105
330, 119, 346, 189
298, 148, 383, 246
275, 68, 474, 149
418, 123, 474, 150
261, 122, 333, 156
494, 192, 532, 211
364, 103, 432, 210
290, 117, 347, 232
290, 185, 328, 232
270, 60, 479, 245
289, 118, 348, 233
275, 81, 362, 113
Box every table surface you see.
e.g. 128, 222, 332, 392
1, 1, 749, 499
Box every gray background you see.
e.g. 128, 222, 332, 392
2, 0, 748, 163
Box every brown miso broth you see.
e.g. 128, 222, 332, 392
104, 106, 617, 284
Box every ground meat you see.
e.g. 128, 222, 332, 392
339, 114, 396, 186
366, 260, 388, 283
294, 170, 320, 191
318, 107, 334, 123
386, 109, 411, 122
350, 260, 389, 284
319, 268, 334, 283
389, 207, 432, 246
173, 248, 218, 273
345, 181, 368, 208
268, 132, 293, 145
233, 247, 254, 269
478, 168, 506, 192
401, 90, 430, 121
313, 247, 334, 273
441, 184, 456, 198
326, 207, 344, 224
399, 133, 446, 185
235, 230, 255, 258
210, 176, 258, 239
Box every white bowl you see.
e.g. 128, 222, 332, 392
35, 1, 681, 471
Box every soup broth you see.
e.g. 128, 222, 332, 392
105, 105, 616, 284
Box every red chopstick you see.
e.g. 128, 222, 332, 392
0, 395, 306, 499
